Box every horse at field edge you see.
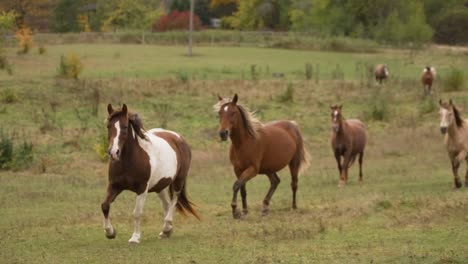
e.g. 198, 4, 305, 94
330, 105, 368, 187
439, 99, 468, 188
101, 104, 199, 244
215, 94, 309, 219
421, 66, 436, 96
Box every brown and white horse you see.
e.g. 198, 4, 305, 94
374, 64, 389, 84
101, 104, 199, 244
215, 94, 309, 219
421, 66, 436, 96
330, 105, 367, 187
439, 100, 468, 188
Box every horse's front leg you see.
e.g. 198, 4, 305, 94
451, 158, 462, 189
232, 166, 257, 219
101, 186, 122, 239
339, 155, 351, 187
128, 191, 148, 244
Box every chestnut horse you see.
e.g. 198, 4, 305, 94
101, 104, 199, 244
421, 66, 436, 96
330, 105, 367, 187
215, 94, 309, 219
439, 99, 468, 188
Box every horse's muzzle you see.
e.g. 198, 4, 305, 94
440, 127, 447, 134
108, 149, 120, 161
219, 130, 229, 141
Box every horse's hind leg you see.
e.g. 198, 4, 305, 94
129, 190, 149, 244
451, 159, 462, 188
157, 189, 172, 237
358, 152, 364, 182
240, 185, 248, 215
289, 164, 299, 209
101, 186, 122, 239
262, 173, 280, 215
159, 187, 179, 239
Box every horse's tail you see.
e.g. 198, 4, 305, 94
171, 140, 201, 221
290, 121, 310, 175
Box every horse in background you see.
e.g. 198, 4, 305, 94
374, 64, 389, 84
101, 104, 199, 244
215, 94, 309, 219
330, 105, 368, 187
439, 99, 468, 188
421, 66, 436, 96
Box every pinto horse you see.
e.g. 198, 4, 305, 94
215, 94, 309, 219
330, 105, 367, 187
374, 64, 389, 85
439, 99, 468, 188
101, 104, 199, 244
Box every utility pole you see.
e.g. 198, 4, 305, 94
188, 0, 194, 56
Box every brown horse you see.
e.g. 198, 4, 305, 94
101, 104, 199, 244
421, 66, 436, 96
374, 64, 389, 84
215, 94, 309, 219
439, 99, 468, 188
330, 105, 368, 187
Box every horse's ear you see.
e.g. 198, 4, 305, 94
107, 104, 114, 115
338, 104, 342, 110
217, 94, 223, 101
122, 104, 128, 115
232, 94, 238, 105
449, 99, 453, 106
439, 99, 443, 106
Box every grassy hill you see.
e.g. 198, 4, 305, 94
0, 44, 467, 263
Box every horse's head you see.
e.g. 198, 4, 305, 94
106, 104, 130, 161
217, 94, 240, 141
439, 99, 464, 134
330, 105, 343, 132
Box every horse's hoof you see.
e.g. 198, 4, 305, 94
242, 209, 249, 215
455, 181, 462, 189
338, 181, 345, 188
128, 239, 140, 245
159, 229, 172, 239
105, 228, 116, 239
292, 205, 297, 210
261, 208, 269, 216
233, 209, 243, 219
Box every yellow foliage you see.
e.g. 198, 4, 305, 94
58, 53, 83, 79
15, 26, 33, 54
77, 14, 90, 32
93, 143, 108, 162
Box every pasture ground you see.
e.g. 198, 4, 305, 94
1, 44, 467, 263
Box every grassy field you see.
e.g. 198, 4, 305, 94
1, 43, 468, 263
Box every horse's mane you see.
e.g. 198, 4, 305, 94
213, 99, 262, 138
453, 105, 464, 128
108, 109, 148, 140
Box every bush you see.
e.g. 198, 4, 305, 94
434, 9, 468, 45
444, 68, 465, 92
10, 141, 33, 171
15, 27, 33, 55
0, 130, 13, 169
365, 92, 389, 121
153, 11, 201, 32
1, 88, 19, 103
38, 45, 46, 55
0, 55, 12, 75
57, 53, 83, 79
419, 98, 436, 115
93, 127, 108, 162
175, 70, 189, 83
277, 83, 294, 103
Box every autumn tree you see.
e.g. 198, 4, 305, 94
0, 0, 55, 30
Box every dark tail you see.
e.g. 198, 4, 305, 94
290, 121, 310, 175
170, 139, 201, 221
175, 184, 201, 221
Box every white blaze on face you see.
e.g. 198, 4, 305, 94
109, 121, 121, 158
384, 67, 389, 77
440, 108, 450, 128
333, 110, 338, 122
224, 105, 229, 112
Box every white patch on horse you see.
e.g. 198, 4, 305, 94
440, 108, 450, 128
224, 105, 229, 112
137, 128, 178, 191
384, 67, 389, 77
150, 128, 181, 138
109, 121, 120, 158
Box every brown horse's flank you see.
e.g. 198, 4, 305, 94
330, 105, 367, 187
216, 94, 309, 218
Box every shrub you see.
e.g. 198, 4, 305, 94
57, 53, 83, 79
0, 130, 13, 169
15, 27, 33, 55
153, 11, 201, 32
250, 64, 258, 81
10, 141, 33, 171
1, 88, 19, 103
444, 68, 465, 92
0, 55, 12, 75
277, 83, 294, 103
419, 98, 436, 115
93, 127, 108, 162
365, 92, 389, 121
38, 45, 46, 55
175, 70, 189, 83
305, 63, 312, 80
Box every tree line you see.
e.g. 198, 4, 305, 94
1, 0, 467, 45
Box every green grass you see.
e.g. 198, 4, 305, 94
1, 43, 468, 263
